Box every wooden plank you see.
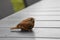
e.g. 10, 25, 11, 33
1, 20, 60, 27
31, 16, 60, 20
0, 28, 60, 38
35, 21, 60, 27
0, 38, 60, 40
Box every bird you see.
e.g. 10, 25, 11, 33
10, 17, 35, 32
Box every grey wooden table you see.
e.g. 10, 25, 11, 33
0, 0, 60, 40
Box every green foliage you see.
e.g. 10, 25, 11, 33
11, 0, 25, 12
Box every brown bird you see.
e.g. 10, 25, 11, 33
10, 17, 35, 32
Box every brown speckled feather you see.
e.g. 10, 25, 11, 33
10, 17, 35, 32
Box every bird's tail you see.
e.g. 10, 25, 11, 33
10, 27, 20, 30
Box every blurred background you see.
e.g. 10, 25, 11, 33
0, 0, 40, 19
